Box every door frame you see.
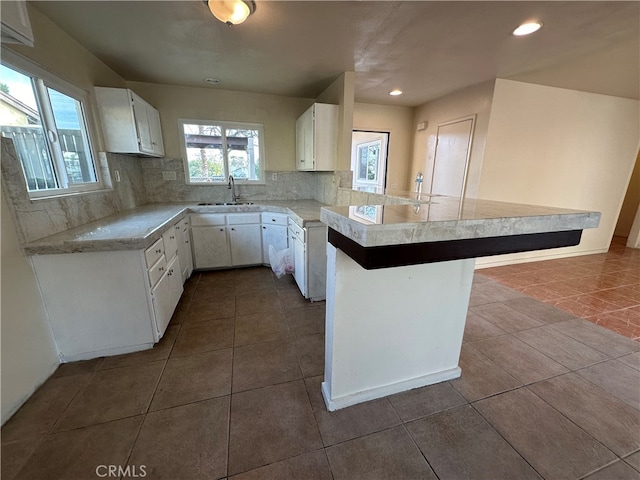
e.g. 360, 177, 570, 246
351, 130, 390, 193
430, 115, 476, 198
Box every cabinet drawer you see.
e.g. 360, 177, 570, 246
288, 223, 305, 242
261, 213, 288, 226
162, 227, 179, 260
145, 238, 165, 268
190, 214, 226, 226
228, 213, 261, 225
148, 256, 167, 288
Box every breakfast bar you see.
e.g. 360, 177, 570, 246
319, 197, 601, 411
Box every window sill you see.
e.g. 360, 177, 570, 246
29, 187, 113, 202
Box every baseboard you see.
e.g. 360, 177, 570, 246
321, 367, 461, 411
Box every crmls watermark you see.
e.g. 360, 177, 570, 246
96, 465, 147, 478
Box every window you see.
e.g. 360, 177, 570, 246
0, 58, 101, 197
179, 119, 264, 184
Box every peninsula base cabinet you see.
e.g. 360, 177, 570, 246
30, 223, 188, 362
289, 220, 327, 301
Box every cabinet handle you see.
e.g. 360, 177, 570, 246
231, 228, 235, 231
185, 240, 189, 244
170, 235, 175, 240
262, 226, 266, 229
156, 249, 162, 254
272, 219, 276, 222
220, 228, 224, 232
159, 267, 164, 272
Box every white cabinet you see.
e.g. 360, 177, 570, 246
1, 0, 33, 47
151, 254, 182, 338
288, 219, 327, 301
229, 224, 263, 266
192, 225, 231, 269
175, 218, 193, 282
30, 220, 186, 361
295, 103, 338, 171
94, 87, 165, 157
261, 213, 288, 265
228, 213, 262, 266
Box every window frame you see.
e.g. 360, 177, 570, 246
178, 118, 265, 185
1, 49, 104, 199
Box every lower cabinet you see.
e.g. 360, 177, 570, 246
192, 225, 231, 269
229, 224, 263, 266
151, 254, 182, 336
30, 220, 186, 361
289, 219, 327, 301
261, 213, 289, 265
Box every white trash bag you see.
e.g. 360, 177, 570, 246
269, 245, 294, 278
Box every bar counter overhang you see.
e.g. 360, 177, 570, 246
320, 197, 600, 411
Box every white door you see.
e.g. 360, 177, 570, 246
351, 131, 389, 193
229, 224, 263, 266
431, 116, 475, 198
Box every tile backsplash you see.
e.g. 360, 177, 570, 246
1, 138, 147, 244
2, 136, 356, 244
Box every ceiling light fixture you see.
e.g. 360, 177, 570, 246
206, 0, 256, 26
204, 77, 221, 85
389, 89, 403, 96
512, 21, 543, 36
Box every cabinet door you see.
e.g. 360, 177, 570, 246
131, 93, 153, 153
151, 255, 183, 339
292, 233, 306, 296
191, 226, 230, 269
262, 224, 288, 265
229, 224, 263, 266
296, 106, 313, 171
174, 223, 192, 283
147, 106, 165, 156
162, 227, 179, 261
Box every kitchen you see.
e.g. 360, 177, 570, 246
1, 1, 640, 479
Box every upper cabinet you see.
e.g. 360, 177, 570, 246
296, 103, 338, 171
1, 0, 34, 47
95, 87, 165, 157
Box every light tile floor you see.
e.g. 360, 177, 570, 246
2, 266, 640, 480
480, 236, 640, 341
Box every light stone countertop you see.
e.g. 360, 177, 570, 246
321, 197, 601, 247
23, 200, 328, 255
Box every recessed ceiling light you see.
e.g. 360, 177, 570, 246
204, 77, 221, 85
389, 89, 403, 96
512, 21, 543, 36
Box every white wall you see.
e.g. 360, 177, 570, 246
476, 79, 640, 266
353, 103, 414, 192
128, 81, 313, 172
1, 4, 128, 423
411, 81, 495, 199
316, 72, 356, 172
1, 193, 59, 424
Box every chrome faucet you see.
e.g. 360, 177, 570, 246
227, 175, 240, 202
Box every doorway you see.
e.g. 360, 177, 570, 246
351, 131, 389, 193
430, 115, 475, 198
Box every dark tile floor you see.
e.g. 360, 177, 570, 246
2, 267, 640, 480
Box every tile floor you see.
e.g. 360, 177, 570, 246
480, 236, 640, 341
2, 266, 640, 480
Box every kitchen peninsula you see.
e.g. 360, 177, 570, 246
320, 197, 600, 411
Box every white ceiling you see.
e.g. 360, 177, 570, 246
33, 1, 640, 107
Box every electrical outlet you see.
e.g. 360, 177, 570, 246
162, 171, 177, 181
114, 170, 121, 182
272, 173, 278, 181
